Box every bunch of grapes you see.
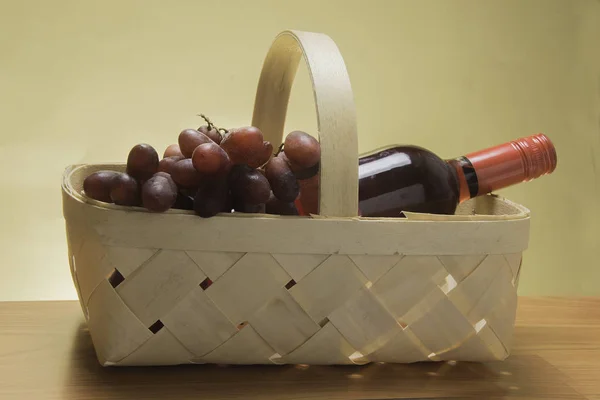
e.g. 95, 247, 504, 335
82, 116, 321, 218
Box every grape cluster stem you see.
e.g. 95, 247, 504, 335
275, 143, 284, 156
198, 114, 228, 134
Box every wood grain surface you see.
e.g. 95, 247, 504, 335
0, 297, 598, 400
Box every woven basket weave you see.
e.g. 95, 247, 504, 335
61, 30, 530, 367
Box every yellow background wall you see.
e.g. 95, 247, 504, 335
1, 0, 598, 300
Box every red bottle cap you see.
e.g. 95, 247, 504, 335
464, 133, 557, 195
514, 133, 557, 180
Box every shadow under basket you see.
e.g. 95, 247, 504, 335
61, 30, 530, 367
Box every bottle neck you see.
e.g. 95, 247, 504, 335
449, 133, 557, 203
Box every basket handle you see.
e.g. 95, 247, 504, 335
252, 30, 359, 217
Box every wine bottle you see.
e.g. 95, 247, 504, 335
296, 133, 557, 217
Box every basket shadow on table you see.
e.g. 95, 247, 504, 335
61, 323, 584, 400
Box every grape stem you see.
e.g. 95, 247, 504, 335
198, 114, 229, 134
275, 143, 284, 156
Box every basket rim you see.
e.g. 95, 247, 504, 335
63, 163, 530, 223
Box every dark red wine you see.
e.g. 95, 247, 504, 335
297, 134, 557, 217
358, 145, 460, 216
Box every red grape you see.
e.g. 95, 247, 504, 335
83, 171, 118, 203
266, 192, 299, 215
221, 191, 233, 212
284, 131, 321, 168
228, 165, 271, 205
110, 173, 140, 206
278, 151, 319, 180
142, 173, 177, 212
277, 151, 290, 164
297, 175, 319, 214
198, 125, 222, 144
170, 159, 203, 188
164, 144, 184, 158
194, 179, 229, 218
154, 171, 178, 192
220, 126, 272, 168
232, 196, 266, 213
158, 156, 184, 175
178, 186, 197, 198
127, 144, 159, 182
265, 157, 299, 202
178, 129, 212, 158
262, 141, 274, 165
192, 142, 231, 176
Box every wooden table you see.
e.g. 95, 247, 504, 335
0, 297, 599, 400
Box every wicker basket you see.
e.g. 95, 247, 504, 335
61, 30, 530, 367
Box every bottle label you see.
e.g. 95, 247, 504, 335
456, 156, 479, 198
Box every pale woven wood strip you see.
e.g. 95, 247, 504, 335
71, 235, 114, 308
116, 249, 206, 326
196, 324, 276, 365
271, 253, 329, 282
276, 322, 359, 365
437, 254, 487, 283
161, 286, 238, 357
185, 250, 245, 281
432, 326, 505, 362
472, 195, 529, 217
289, 255, 369, 323
370, 256, 448, 320
65, 221, 85, 263
514, 267, 522, 288
63, 192, 108, 311
407, 296, 479, 355
440, 255, 517, 355
460, 262, 518, 350
86, 280, 153, 364
62, 188, 530, 256
476, 323, 509, 360
486, 291, 518, 351
407, 196, 530, 221
401, 287, 447, 326
503, 253, 523, 281
67, 211, 113, 309
99, 209, 530, 256
83, 248, 522, 365
367, 328, 431, 363
71, 244, 520, 362
252, 30, 359, 217
66, 222, 88, 319
103, 246, 157, 278
117, 327, 194, 366
248, 288, 320, 356
204, 253, 291, 325
447, 255, 508, 317
463, 262, 515, 326
348, 254, 403, 283
392, 258, 513, 361
328, 286, 403, 356
68, 252, 87, 321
